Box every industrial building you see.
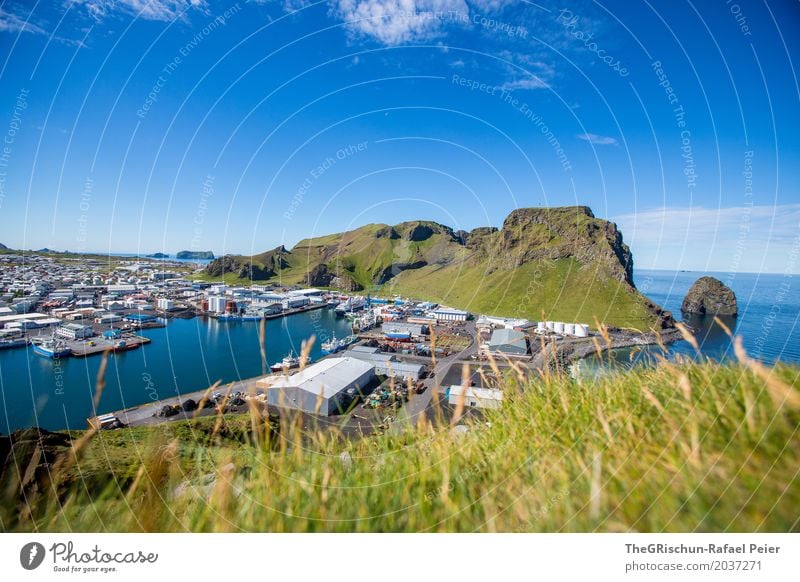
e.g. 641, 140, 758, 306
382, 321, 426, 339
256, 357, 375, 416
208, 295, 227, 313
485, 328, 529, 356
431, 308, 469, 322
447, 386, 504, 410
56, 323, 95, 340
346, 346, 425, 380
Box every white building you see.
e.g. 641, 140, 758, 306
447, 386, 503, 410
256, 357, 375, 416
431, 308, 469, 322
56, 323, 95, 340
157, 298, 175, 311
208, 295, 227, 313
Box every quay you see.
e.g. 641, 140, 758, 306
68, 335, 151, 357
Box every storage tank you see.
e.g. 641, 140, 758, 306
575, 324, 589, 337
537, 321, 546, 332
554, 322, 565, 334
546, 321, 555, 331
564, 323, 575, 335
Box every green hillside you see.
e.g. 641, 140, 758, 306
198, 207, 672, 328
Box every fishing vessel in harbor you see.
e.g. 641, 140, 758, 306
320, 333, 359, 354
270, 351, 301, 372
351, 311, 378, 333
334, 296, 367, 316
31, 336, 72, 358
0, 337, 28, 350
113, 339, 140, 352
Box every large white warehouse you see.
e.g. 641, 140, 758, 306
256, 357, 375, 416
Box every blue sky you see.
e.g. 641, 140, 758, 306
0, 0, 798, 274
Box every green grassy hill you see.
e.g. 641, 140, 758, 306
198, 206, 672, 328
2, 360, 798, 532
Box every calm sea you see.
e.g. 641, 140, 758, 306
592, 269, 800, 369
1, 270, 798, 431
0, 309, 351, 431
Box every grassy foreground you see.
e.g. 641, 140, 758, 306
2, 357, 799, 532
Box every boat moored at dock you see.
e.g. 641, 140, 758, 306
31, 336, 72, 358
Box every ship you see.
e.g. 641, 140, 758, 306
270, 352, 301, 372
113, 339, 140, 352
216, 313, 240, 321
352, 311, 378, 333
0, 337, 28, 350
334, 296, 367, 316
31, 336, 72, 358
320, 334, 359, 354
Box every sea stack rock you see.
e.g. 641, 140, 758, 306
681, 276, 738, 316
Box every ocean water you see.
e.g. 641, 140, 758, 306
594, 269, 800, 368
0, 309, 351, 432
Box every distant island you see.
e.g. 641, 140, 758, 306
146, 252, 170, 259
176, 250, 214, 260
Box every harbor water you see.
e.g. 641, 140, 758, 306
0, 308, 351, 431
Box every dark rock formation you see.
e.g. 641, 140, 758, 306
305, 264, 335, 287
176, 250, 214, 260
146, 252, 170, 259
681, 276, 738, 316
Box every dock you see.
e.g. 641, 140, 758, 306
68, 335, 151, 357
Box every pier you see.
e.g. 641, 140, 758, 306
68, 335, 151, 357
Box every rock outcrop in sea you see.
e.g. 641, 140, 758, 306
681, 276, 738, 316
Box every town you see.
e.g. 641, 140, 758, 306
0, 250, 663, 437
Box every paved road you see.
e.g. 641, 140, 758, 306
397, 321, 480, 429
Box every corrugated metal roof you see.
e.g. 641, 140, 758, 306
262, 357, 373, 399
488, 328, 527, 348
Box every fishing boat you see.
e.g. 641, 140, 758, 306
0, 337, 28, 350
321, 334, 359, 354
216, 313, 240, 321
113, 339, 140, 352
31, 336, 72, 358
334, 296, 367, 316
351, 311, 378, 333
270, 352, 301, 372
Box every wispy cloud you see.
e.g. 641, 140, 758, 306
68, 0, 208, 23
0, 7, 47, 34
500, 75, 549, 91
577, 132, 617, 145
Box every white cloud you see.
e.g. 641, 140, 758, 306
614, 205, 800, 274
333, 0, 468, 45
577, 132, 617, 145
0, 8, 47, 34
500, 75, 549, 91
69, 0, 207, 22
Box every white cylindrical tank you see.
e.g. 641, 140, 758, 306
575, 324, 589, 337
554, 322, 565, 334
564, 323, 575, 335
537, 321, 546, 332
546, 321, 555, 331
